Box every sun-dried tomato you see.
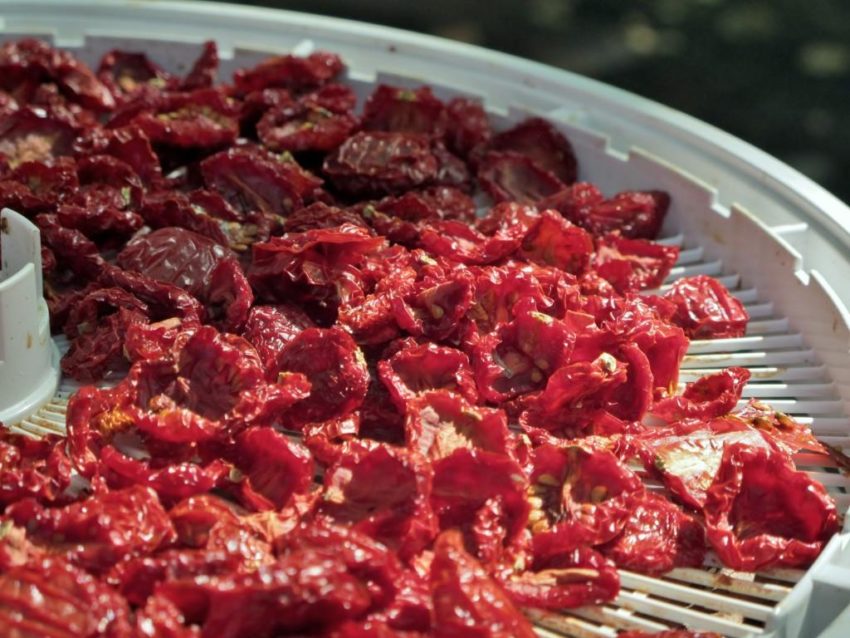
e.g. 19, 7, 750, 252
0, 431, 72, 506
431, 448, 529, 558
0, 39, 114, 111
273, 326, 370, 427
98, 49, 172, 101
735, 399, 825, 454
478, 151, 565, 204
35, 213, 106, 279
431, 529, 538, 638
241, 304, 315, 375
393, 267, 476, 342
653, 367, 750, 423
258, 101, 359, 152
98, 265, 204, 323
201, 145, 322, 217
0, 106, 79, 167
6, 485, 175, 573
232, 426, 313, 511
232, 51, 344, 96
117, 226, 233, 298
490, 117, 577, 185
283, 201, 369, 233
316, 441, 437, 559
444, 97, 491, 159
601, 492, 706, 574
324, 131, 440, 197
594, 234, 679, 293
379, 342, 478, 409
663, 274, 749, 339
503, 543, 620, 610
404, 390, 512, 461
703, 443, 839, 570
61, 306, 147, 381
182, 41, 219, 90
472, 309, 575, 403
363, 84, 446, 136
0, 556, 132, 638
520, 209, 593, 274
0, 155, 78, 214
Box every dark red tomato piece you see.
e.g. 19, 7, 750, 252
117, 227, 233, 298
431, 449, 530, 556
168, 494, 242, 548
663, 274, 749, 339
379, 342, 477, 408
98, 264, 204, 323
98, 48, 172, 100
241, 304, 316, 375
653, 367, 751, 423
129, 88, 239, 149
35, 213, 106, 279
233, 426, 313, 511
323, 131, 440, 197
735, 399, 826, 454
466, 263, 550, 334
503, 544, 620, 610
0, 556, 132, 638
444, 97, 491, 159
0, 155, 78, 214
527, 444, 644, 551
61, 306, 147, 382
300, 82, 358, 114
317, 442, 437, 559
490, 117, 577, 185
472, 309, 575, 403
543, 184, 670, 239
137, 190, 233, 247
6, 485, 175, 573
393, 267, 476, 342
431, 530, 538, 638
283, 201, 369, 233
201, 145, 322, 217
182, 40, 219, 90
704, 443, 839, 571
135, 595, 201, 638
639, 425, 775, 510
157, 548, 372, 638
404, 390, 512, 460
419, 219, 519, 265
601, 492, 706, 574
232, 51, 344, 95
603, 296, 690, 396
282, 519, 403, 612
205, 257, 254, 332
594, 234, 680, 293
363, 84, 446, 136
0, 106, 78, 166
520, 209, 594, 274
0, 431, 72, 506
274, 326, 370, 427
478, 151, 565, 204
73, 124, 162, 186
258, 102, 359, 152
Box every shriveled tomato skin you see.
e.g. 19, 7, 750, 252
431, 530, 538, 638
664, 275, 749, 339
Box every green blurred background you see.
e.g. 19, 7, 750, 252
217, 0, 850, 204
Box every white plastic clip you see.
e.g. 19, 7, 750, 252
0, 208, 60, 427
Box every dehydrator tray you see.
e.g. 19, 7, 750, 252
0, 2, 849, 637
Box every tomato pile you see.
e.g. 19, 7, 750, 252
0, 39, 840, 638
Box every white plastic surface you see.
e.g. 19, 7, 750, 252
0, 208, 60, 426
0, 2, 848, 636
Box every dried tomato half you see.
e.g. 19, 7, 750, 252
664, 274, 749, 339
316, 441, 437, 559
594, 234, 680, 293
273, 327, 370, 427
232, 51, 344, 95
704, 443, 839, 571
652, 367, 750, 423
527, 444, 644, 551
478, 150, 565, 204
0, 556, 132, 638
404, 390, 512, 460
362, 84, 446, 136
258, 102, 359, 153
601, 492, 706, 574
379, 341, 478, 409
431, 530, 538, 638
489, 117, 577, 185
323, 131, 439, 197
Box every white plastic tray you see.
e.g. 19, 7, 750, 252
0, 2, 848, 636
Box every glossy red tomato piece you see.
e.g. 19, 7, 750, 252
664, 274, 749, 339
